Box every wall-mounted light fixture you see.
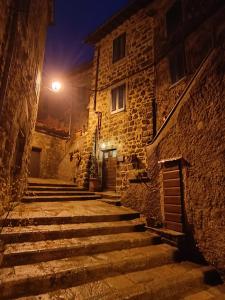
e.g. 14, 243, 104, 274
101, 142, 106, 150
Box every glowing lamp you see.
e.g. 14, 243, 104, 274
51, 81, 62, 92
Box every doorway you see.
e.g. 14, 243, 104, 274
29, 147, 41, 178
162, 159, 185, 233
102, 149, 117, 191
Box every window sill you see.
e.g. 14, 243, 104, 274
112, 55, 126, 65
169, 76, 187, 90
129, 177, 150, 183
111, 108, 125, 115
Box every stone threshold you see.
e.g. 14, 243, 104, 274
129, 177, 150, 183
146, 226, 186, 248
28, 178, 75, 185
95, 191, 121, 200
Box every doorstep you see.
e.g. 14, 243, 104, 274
146, 226, 186, 248
95, 191, 121, 200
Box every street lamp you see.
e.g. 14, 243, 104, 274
51, 81, 62, 93
48, 79, 72, 138
42, 77, 83, 138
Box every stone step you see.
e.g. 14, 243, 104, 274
2, 232, 161, 267
22, 194, 101, 203
1, 219, 145, 243
1, 212, 140, 227
28, 182, 77, 187
1, 203, 140, 226
147, 226, 186, 248
28, 186, 85, 191
95, 192, 121, 200
25, 190, 96, 196
182, 285, 225, 300
100, 198, 121, 206
14, 263, 221, 300
0, 243, 179, 299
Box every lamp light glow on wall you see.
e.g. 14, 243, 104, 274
51, 81, 62, 93
101, 142, 106, 149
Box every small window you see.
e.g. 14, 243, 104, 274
18, 0, 30, 20
111, 84, 126, 113
166, 1, 183, 36
18, 0, 31, 35
169, 46, 186, 84
112, 33, 126, 63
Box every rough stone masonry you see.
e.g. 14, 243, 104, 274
0, 0, 53, 215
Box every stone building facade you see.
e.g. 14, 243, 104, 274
81, 0, 155, 191
0, 0, 53, 215
119, 0, 225, 276
72, 0, 224, 276
67, 62, 92, 135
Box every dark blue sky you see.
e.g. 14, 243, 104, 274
44, 0, 129, 75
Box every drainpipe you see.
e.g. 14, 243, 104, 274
93, 46, 100, 111
152, 97, 157, 137
151, 10, 157, 139
0, 2, 19, 120
67, 96, 73, 139
92, 46, 100, 160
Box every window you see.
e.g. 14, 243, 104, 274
18, 0, 30, 19
18, 0, 31, 35
111, 84, 126, 113
169, 46, 186, 84
166, 1, 183, 36
112, 33, 126, 63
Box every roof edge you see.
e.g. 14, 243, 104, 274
67, 60, 93, 76
85, 0, 152, 44
48, 0, 55, 25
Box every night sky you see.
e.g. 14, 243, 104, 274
43, 0, 130, 76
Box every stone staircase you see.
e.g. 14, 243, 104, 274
0, 179, 224, 299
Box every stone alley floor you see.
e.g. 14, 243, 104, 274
0, 178, 224, 299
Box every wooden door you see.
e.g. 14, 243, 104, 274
162, 160, 184, 232
29, 147, 41, 178
102, 150, 117, 191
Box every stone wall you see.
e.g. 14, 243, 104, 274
81, 7, 155, 192
68, 62, 93, 135
30, 130, 88, 185
30, 131, 66, 179
120, 1, 225, 275
145, 43, 225, 275
58, 132, 88, 185
0, 0, 10, 90
0, 0, 52, 215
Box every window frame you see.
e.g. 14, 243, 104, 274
166, 0, 183, 37
169, 45, 186, 84
112, 33, 126, 63
110, 83, 126, 114
18, 0, 31, 36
